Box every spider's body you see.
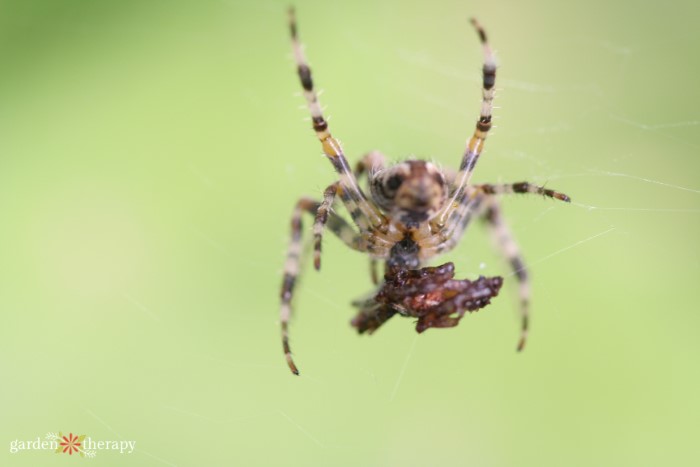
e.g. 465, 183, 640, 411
280, 9, 570, 375
369, 160, 448, 227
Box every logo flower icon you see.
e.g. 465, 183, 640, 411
46, 431, 94, 457
58, 433, 84, 455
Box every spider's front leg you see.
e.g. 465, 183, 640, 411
288, 8, 386, 232
435, 17, 496, 227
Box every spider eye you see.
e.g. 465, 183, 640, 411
386, 175, 403, 191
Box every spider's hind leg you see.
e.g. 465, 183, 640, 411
481, 198, 530, 351
472, 182, 569, 351
280, 187, 370, 375
280, 198, 319, 375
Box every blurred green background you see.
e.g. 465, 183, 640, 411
1, 0, 699, 465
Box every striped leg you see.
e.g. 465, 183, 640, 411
354, 151, 387, 285
476, 182, 571, 202
436, 17, 496, 227
280, 198, 317, 375
288, 8, 385, 231
421, 180, 571, 256
312, 182, 372, 268
280, 196, 366, 375
313, 183, 338, 270
482, 199, 530, 352
418, 190, 485, 257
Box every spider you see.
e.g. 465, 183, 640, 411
280, 8, 570, 375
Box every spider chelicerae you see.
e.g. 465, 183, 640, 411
280, 9, 570, 375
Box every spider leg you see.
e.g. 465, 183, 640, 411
354, 151, 388, 285
420, 180, 570, 257
420, 193, 532, 350
280, 198, 317, 375
288, 8, 386, 231
475, 182, 571, 202
482, 198, 530, 352
313, 182, 339, 270
314, 181, 379, 268
418, 189, 485, 256
280, 195, 367, 375
435, 17, 496, 227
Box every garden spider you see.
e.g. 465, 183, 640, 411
280, 9, 570, 375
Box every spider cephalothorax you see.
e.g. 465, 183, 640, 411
279, 9, 570, 375
370, 160, 448, 227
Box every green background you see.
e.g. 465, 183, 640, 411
2, 0, 699, 465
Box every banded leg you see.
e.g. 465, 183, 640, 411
288, 8, 385, 230
482, 199, 530, 352
421, 179, 571, 257
436, 17, 496, 226
355, 151, 387, 285
418, 190, 485, 258
280, 198, 317, 375
280, 196, 366, 375
476, 182, 571, 202
313, 182, 339, 270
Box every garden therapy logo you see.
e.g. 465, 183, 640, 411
9, 432, 136, 458
46, 432, 93, 457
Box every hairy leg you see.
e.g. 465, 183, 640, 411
482, 198, 531, 351
475, 182, 570, 202
434, 18, 497, 227
280, 195, 367, 375
288, 8, 385, 230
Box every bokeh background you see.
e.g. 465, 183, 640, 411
1, 0, 699, 465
